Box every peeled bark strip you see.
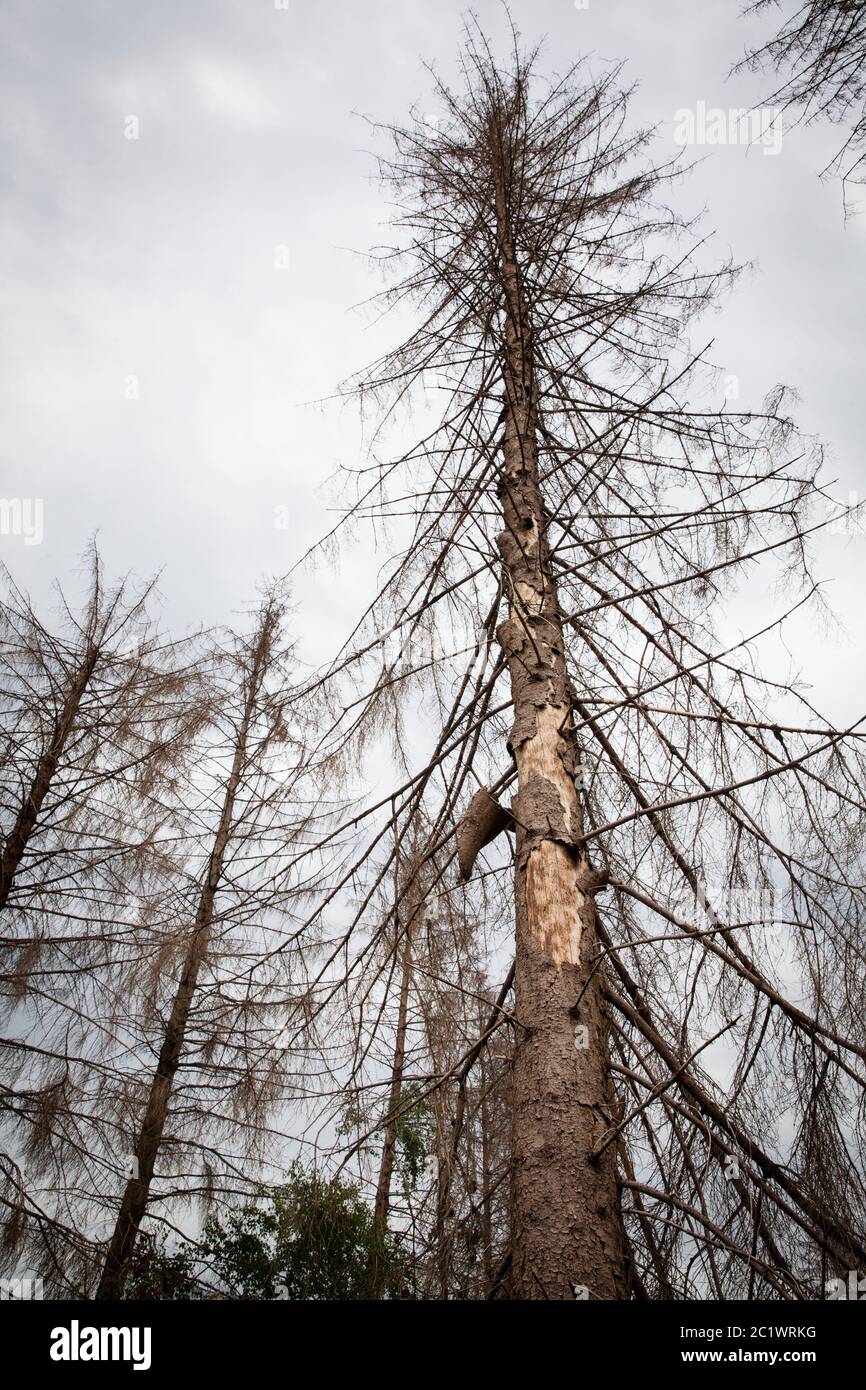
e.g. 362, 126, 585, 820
456, 787, 512, 880
492, 124, 628, 1300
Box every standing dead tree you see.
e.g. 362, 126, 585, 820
734, 0, 866, 205
96, 589, 320, 1298
0, 547, 200, 1288
292, 20, 866, 1299
372, 830, 428, 1241
358, 820, 510, 1299
0, 547, 191, 928
324, 807, 511, 1301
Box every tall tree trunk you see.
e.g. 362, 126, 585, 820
0, 642, 98, 911
492, 131, 629, 1300
477, 999, 495, 1289
96, 635, 267, 1299
433, 1089, 451, 1299
372, 857, 425, 1296
373, 914, 414, 1235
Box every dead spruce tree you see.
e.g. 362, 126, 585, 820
416, 912, 513, 1301
96, 589, 319, 1298
348, 817, 508, 1298
735, 0, 866, 202
323, 801, 509, 1300
0, 549, 200, 1286
0, 547, 190, 928
372, 829, 429, 1242
298, 24, 866, 1299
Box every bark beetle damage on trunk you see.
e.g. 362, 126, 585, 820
496, 607, 593, 970
491, 116, 629, 1300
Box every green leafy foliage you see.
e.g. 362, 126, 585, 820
203, 1165, 406, 1300
124, 1233, 199, 1301
394, 1086, 434, 1192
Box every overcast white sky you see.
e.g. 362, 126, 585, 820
1, 0, 863, 721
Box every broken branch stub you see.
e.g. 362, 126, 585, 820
456, 787, 513, 880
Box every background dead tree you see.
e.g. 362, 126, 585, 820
0, 547, 201, 1290
735, 0, 866, 207
96, 589, 321, 1298
372, 827, 429, 1241
420, 958, 514, 1301
333, 816, 512, 1301
287, 19, 866, 1298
